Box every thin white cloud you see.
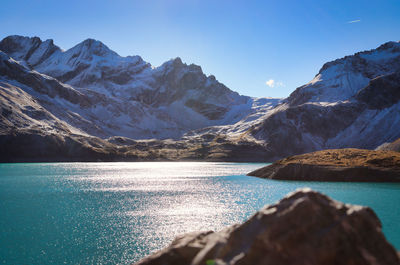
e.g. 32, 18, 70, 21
347, 19, 361, 24
266, 79, 275, 87
265, 79, 284, 88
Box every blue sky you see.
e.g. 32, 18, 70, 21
1, 0, 399, 98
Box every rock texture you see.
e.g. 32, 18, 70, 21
0, 35, 279, 162
377, 138, 400, 152
248, 149, 400, 182
247, 41, 400, 160
133, 189, 400, 265
0, 35, 278, 140
1, 35, 400, 162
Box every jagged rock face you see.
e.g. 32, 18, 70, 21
0, 35, 281, 162
356, 71, 400, 109
2, 35, 400, 162
0, 36, 250, 117
0, 51, 90, 106
287, 41, 400, 105
0, 35, 263, 140
0, 81, 66, 134
0, 78, 127, 162
134, 189, 400, 265
250, 41, 400, 160
0, 35, 60, 68
148, 58, 246, 116
251, 102, 365, 159
0, 35, 148, 86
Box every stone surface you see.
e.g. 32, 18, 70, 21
133, 189, 400, 265
377, 138, 400, 152
2, 36, 400, 162
0, 35, 266, 140
248, 42, 400, 161
248, 148, 400, 182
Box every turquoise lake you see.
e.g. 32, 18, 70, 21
0, 162, 399, 265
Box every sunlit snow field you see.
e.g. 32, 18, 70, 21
0, 162, 399, 265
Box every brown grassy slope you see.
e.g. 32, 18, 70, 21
248, 148, 400, 182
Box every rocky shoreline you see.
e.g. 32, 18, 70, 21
248, 148, 400, 182
133, 189, 400, 265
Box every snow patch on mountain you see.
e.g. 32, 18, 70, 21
0, 35, 282, 140
288, 41, 400, 105
2, 35, 400, 161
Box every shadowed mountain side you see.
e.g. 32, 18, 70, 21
248, 70, 400, 161
0, 132, 124, 162
1, 37, 400, 162
0, 130, 272, 163
1, 35, 276, 140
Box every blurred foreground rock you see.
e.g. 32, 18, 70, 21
133, 188, 399, 265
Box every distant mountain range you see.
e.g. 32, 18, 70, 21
0, 35, 399, 162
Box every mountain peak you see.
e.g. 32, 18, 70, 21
2, 35, 42, 43
376, 41, 400, 52
0, 35, 60, 67
159, 57, 203, 73
163, 57, 183, 66
72, 38, 117, 57
172, 56, 183, 64
81, 38, 106, 48
317, 40, 400, 75
0, 35, 42, 55
0, 35, 57, 51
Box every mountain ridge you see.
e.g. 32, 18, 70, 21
1, 35, 400, 162
1, 35, 276, 141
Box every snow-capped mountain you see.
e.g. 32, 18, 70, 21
288, 41, 400, 105
248, 41, 400, 160
1, 35, 399, 162
0, 35, 279, 140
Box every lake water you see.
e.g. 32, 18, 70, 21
0, 162, 399, 265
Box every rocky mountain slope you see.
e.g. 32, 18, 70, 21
378, 137, 400, 152
246, 41, 400, 160
0, 35, 399, 162
134, 189, 400, 265
0, 35, 278, 140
